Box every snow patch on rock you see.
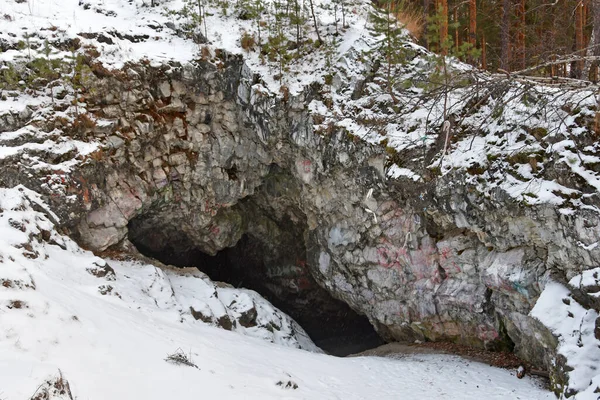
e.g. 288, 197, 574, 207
531, 280, 600, 398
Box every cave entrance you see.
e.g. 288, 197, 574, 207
127, 163, 384, 356
128, 228, 384, 356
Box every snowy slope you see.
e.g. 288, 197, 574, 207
531, 279, 600, 399
323, 34, 600, 212
0, 0, 370, 94
0, 185, 319, 351
0, 185, 553, 399
2, 0, 600, 213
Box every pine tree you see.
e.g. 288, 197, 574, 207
289, 0, 305, 50
370, 1, 412, 101
162, 0, 207, 42
427, 0, 451, 55
264, 0, 293, 81
468, 0, 476, 50
437, 0, 448, 55
245, 0, 265, 46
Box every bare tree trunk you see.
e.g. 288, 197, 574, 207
308, 0, 322, 44
549, 1, 559, 76
589, 0, 600, 134
424, 0, 430, 49
386, 0, 393, 97
515, 0, 525, 70
469, 0, 477, 63
482, 30, 487, 69
574, 0, 585, 78
593, 0, 600, 59
334, 3, 338, 35
500, 0, 511, 71
438, 0, 448, 54
294, 0, 301, 46
584, 1, 590, 50
584, 32, 595, 79
586, 0, 600, 81
454, 8, 459, 55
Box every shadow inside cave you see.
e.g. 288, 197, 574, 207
128, 228, 384, 356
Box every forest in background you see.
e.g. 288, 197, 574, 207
391, 0, 600, 80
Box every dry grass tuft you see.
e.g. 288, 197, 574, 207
31, 370, 74, 400
240, 32, 256, 51
165, 348, 199, 369
392, 2, 424, 40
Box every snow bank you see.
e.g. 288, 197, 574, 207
531, 280, 600, 398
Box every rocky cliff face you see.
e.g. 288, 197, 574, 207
4, 48, 600, 394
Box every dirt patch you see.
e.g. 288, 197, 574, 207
350, 341, 548, 374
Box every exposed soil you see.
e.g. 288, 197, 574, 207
350, 341, 550, 380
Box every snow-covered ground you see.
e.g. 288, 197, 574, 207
0, 0, 370, 94
0, 186, 553, 399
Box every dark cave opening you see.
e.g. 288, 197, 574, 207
128, 229, 384, 356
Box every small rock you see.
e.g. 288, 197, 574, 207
276, 380, 298, 390
190, 306, 213, 324
217, 315, 234, 331
87, 263, 116, 280
238, 305, 258, 328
